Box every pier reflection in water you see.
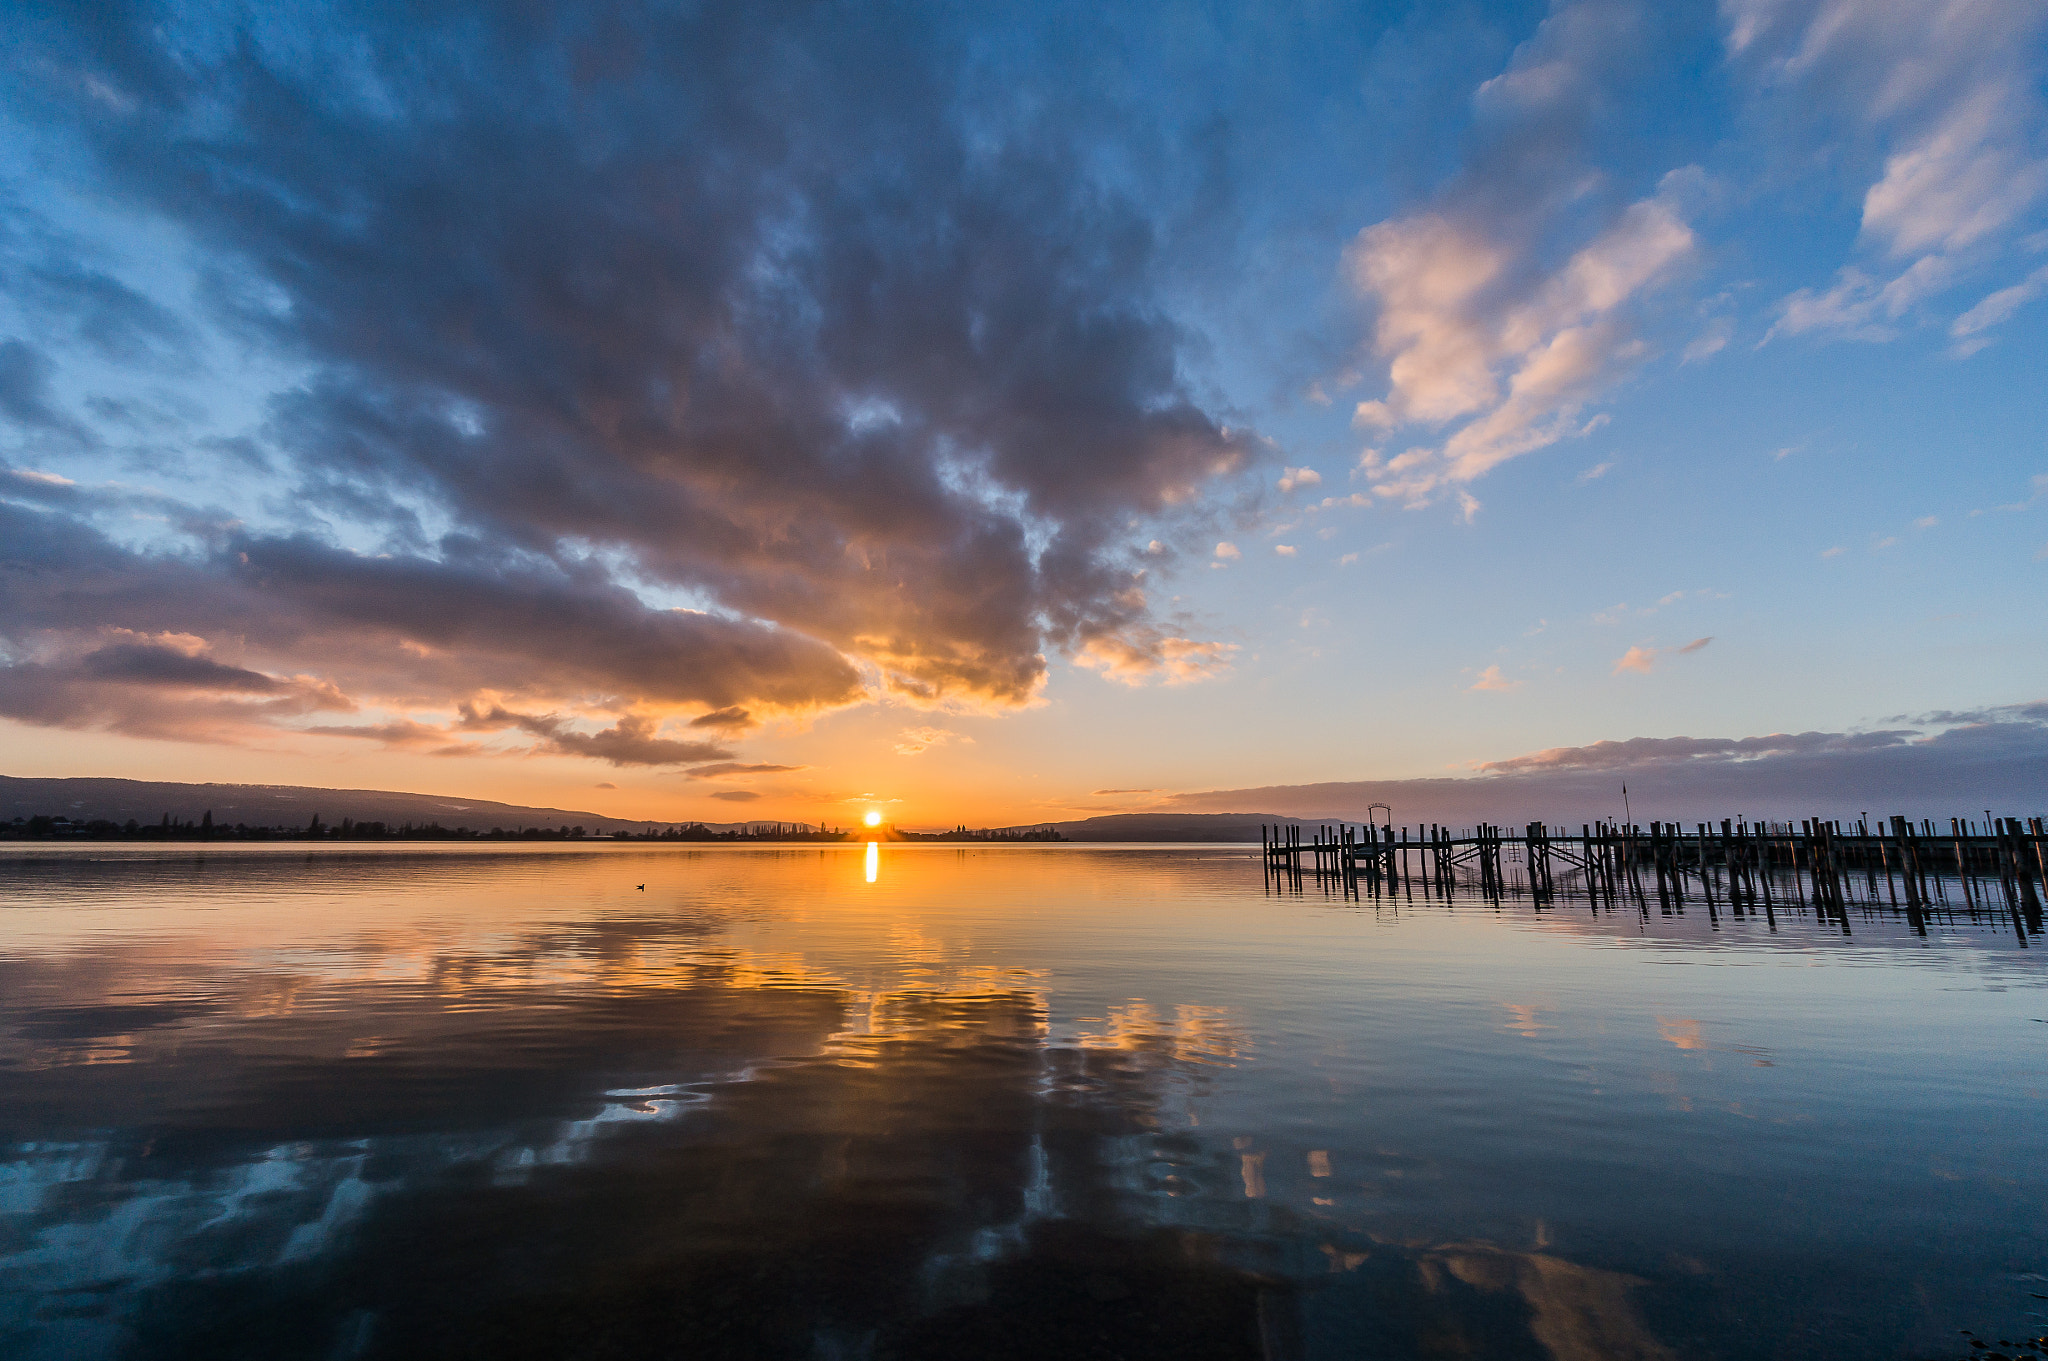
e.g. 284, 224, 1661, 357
0, 843, 2043, 1360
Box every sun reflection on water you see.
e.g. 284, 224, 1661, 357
865, 839, 879, 883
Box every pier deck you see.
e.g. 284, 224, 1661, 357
1262, 815, 2048, 939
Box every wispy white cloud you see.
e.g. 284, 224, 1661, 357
1351, 193, 1693, 502
1074, 634, 1239, 687
893, 725, 967, 755
1863, 86, 2045, 260
1732, 0, 2048, 347
1951, 263, 2048, 350
1593, 590, 1714, 625
1979, 472, 2048, 515
1681, 316, 1733, 362
8, 468, 77, 488
1277, 466, 1322, 492
1344, 3, 1698, 510
1769, 261, 1953, 343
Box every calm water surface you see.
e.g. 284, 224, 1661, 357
2, 843, 2044, 1360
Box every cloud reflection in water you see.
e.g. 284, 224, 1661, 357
0, 843, 2041, 1359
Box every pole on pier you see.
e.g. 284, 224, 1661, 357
1889, 817, 1919, 910
2009, 818, 2042, 913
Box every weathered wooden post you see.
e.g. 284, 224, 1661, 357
1889, 817, 1919, 910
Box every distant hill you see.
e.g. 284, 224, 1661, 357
0, 776, 795, 835
1011, 812, 1298, 842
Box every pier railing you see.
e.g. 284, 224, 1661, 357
1261, 815, 2048, 940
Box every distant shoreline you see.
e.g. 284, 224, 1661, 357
0, 815, 1065, 845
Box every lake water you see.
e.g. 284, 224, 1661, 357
1, 842, 2044, 1360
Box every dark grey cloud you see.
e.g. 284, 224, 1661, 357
524, 718, 730, 769
1160, 709, 2048, 823
0, 188, 197, 371
708, 789, 763, 803
0, 652, 353, 746
683, 762, 806, 780
0, 496, 852, 758
0, 342, 87, 441
0, 462, 243, 542
456, 706, 733, 768
9, 261, 194, 372
1896, 701, 2048, 726
1475, 728, 1912, 774
301, 719, 479, 756
227, 534, 862, 712
78, 641, 279, 692
0, 0, 1255, 763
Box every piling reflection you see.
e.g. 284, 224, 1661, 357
1, 844, 2043, 1359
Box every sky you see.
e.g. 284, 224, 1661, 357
1, 0, 2045, 828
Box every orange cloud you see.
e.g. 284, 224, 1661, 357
1468, 664, 1522, 692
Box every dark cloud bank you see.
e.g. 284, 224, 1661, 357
1136, 706, 2048, 826
0, 0, 1250, 759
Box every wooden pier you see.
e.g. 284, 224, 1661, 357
1262, 815, 2048, 940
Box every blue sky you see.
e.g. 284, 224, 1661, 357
1, 0, 2043, 824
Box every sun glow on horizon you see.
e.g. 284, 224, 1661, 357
863, 810, 882, 827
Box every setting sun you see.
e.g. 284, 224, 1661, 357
863, 810, 882, 827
